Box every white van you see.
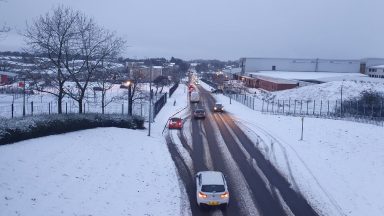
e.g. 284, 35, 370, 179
190, 91, 200, 103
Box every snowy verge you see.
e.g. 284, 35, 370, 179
0, 128, 182, 216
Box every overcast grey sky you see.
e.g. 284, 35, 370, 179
0, 0, 383, 60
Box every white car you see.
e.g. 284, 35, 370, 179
196, 171, 229, 208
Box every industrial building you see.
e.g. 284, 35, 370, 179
367, 65, 384, 78
239, 57, 384, 76
229, 57, 384, 91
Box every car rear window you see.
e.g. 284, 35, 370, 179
201, 185, 225, 193
170, 118, 180, 121
195, 110, 204, 113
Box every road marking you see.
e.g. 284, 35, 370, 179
205, 111, 261, 216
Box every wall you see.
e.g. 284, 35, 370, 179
241, 58, 361, 73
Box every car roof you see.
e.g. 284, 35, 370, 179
170, 117, 181, 120
198, 171, 225, 185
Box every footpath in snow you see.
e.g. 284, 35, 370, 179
0, 84, 191, 216
201, 81, 384, 216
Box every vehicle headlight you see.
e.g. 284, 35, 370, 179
220, 192, 229, 198
198, 192, 208, 198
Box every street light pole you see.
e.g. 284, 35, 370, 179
128, 83, 132, 116
22, 77, 26, 117
148, 65, 153, 136
340, 80, 344, 117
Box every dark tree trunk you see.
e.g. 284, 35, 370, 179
101, 90, 105, 114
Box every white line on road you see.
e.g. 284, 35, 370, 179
206, 113, 261, 216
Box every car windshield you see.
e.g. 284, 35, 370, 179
170, 118, 180, 122
215, 104, 223, 108
195, 110, 204, 113
201, 185, 225, 193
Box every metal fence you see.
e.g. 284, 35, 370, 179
154, 93, 167, 118
0, 99, 151, 120
226, 93, 384, 126
169, 82, 179, 97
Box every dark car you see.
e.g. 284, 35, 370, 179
211, 89, 224, 94
193, 109, 206, 119
213, 103, 224, 112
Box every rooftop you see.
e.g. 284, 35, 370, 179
200, 171, 224, 185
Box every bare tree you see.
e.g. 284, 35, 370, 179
63, 14, 125, 113
93, 63, 120, 114
24, 6, 79, 114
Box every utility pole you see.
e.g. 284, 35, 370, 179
148, 65, 153, 136
340, 80, 344, 117
22, 77, 26, 117
300, 116, 304, 141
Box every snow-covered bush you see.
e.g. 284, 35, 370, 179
0, 114, 144, 145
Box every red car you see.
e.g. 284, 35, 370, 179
168, 117, 183, 129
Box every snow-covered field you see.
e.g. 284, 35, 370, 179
0, 84, 190, 216
201, 81, 384, 216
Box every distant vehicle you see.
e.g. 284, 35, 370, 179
224, 89, 237, 94
190, 91, 200, 103
196, 171, 229, 208
168, 117, 183, 129
195, 80, 200, 85
193, 109, 206, 119
213, 103, 224, 112
211, 89, 223, 94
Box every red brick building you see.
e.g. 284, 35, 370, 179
0, 72, 17, 85
235, 74, 298, 91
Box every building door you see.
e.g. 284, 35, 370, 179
272, 66, 276, 71
360, 63, 366, 74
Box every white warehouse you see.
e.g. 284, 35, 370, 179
239, 58, 363, 74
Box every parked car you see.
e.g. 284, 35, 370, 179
193, 109, 206, 119
196, 171, 229, 208
213, 103, 224, 112
168, 117, 183, 129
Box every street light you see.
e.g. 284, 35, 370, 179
123, 80, 133, 116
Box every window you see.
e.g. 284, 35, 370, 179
201, 185, 225, 193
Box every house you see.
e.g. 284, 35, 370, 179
0, 71, 17, 85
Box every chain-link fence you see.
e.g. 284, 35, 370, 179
226, 93, 384, 126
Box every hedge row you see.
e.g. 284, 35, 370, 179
0, 114, 145, 145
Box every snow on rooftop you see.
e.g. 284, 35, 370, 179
245, 74, 298, 84
370, 65, 384, 69
200, 171, 224, 185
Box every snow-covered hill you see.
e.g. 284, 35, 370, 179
256, 80, 384, 101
